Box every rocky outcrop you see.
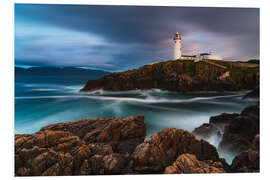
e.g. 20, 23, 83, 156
15, 105, 259, 176
164, 153, 226, 174
193, 105, 259, 155
40, 116, 146, 155
15, 116, 145, 176
230, 134, 260, 173
131, 128, 225, 174
193, 104, 260, 173
219, 105, 259, 154
15, 116, 229, 176
80, 60, 259, 92
243, 87, 259, 99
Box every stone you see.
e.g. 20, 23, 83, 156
131, 128, 219, 173
164, 153, 226, 174
230, 134, 260, 173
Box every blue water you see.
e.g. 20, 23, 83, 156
15, 75, 258, 163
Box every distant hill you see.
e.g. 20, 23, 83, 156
81, 59, 259, 92
246, 59, 259, 64
15, 67, 110, 78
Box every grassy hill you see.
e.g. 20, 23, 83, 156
81, 59, 259, 92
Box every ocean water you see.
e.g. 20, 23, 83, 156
15, 75, 258, 164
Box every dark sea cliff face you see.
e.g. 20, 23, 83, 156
80, 60, 259, 92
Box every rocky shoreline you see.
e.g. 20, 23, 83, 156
80, 60, 259, 93
193, 104, 259, 172
15, 104, 259, 176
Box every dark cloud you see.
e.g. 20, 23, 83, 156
15, 4, 259, 71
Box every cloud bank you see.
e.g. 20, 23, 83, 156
15, 4, 259, 71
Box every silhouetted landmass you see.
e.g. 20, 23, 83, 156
246, 59, 260, 64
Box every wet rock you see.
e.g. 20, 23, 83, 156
243, 87, 259, 99
103, 153, 126, 174
193, 104, 259, 157
218, 105, 259, 154
230, 134, 260, 173
193, 123, 221, 140
16, 112, 258, 176
40, 116, 146, 155
15, 116, 146, 176
15, 130, 87, 176
164, 153, 226, 174
131, 128, 219, 173
209, 113, 240, 124
193, 113, 239, 143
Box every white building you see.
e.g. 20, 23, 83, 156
173, 32, 223, 61
173, 32, 182, 59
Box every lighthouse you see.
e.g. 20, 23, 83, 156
173, 32, 182, 59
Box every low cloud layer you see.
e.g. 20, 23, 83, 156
15, 4, 259, 71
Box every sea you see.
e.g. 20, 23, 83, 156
15, 74, 258, 164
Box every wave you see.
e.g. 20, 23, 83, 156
89, 94, 242, 103
15, 94, 242, 104
15, 95, 88, 100
85, 88, 171, 95
27, 88, 60, 92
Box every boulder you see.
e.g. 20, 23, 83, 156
164, 153, 226, 174
230, 134, 260, 173
193, 123, 221, 140
131, 128, 219, 173
193, 105, 259, 156
243, 87, 259, 99
15, 116, 146, 176
40, 115, 146, 155
193, 113, 239, 143
15, 130, 88, 176
218, 105, 259, 154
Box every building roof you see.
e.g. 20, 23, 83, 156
182, 55, 196, 57
200, 53, 211, 56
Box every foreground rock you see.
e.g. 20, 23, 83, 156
219, 105, 259, 154
164, 153, 225, 174
15, 116, 145, 176
193, 104, 259, 155
230, 134, 260, 173
15, 116, 229, 176
40, 116, 146, 154
131, 128, 226, 173
80, 60, 259, 93
193, 104, 260, 173
243, 87, 259, 99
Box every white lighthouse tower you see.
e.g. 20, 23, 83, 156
173, 32, 182, 60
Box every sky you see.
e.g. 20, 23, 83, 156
15, 4, 259, 71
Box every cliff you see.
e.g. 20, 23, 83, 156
80, 59, 259, 92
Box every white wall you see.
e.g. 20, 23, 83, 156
174, 39, 181, 59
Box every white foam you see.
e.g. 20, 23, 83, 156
28, 88, 59, 92
88, 94, 241, 103
15, 94, 242, 104
88, 89, 104, 95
